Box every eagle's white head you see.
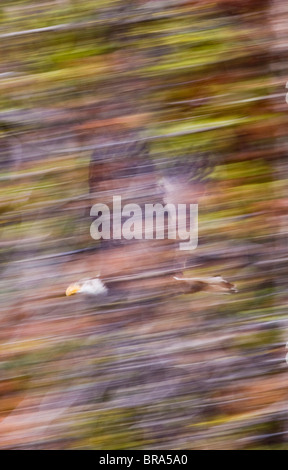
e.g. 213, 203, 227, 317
66, 278, 108, 296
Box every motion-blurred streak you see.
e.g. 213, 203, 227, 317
0, 0, 287, 451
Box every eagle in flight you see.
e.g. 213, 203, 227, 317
66, 131, 237, 301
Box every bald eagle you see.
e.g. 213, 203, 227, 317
66, 274, 237, 298
65, 133, 237, 299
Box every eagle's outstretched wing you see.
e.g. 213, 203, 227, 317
89, 134, 154, 195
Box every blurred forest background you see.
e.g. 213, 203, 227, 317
0, 0, 288, 450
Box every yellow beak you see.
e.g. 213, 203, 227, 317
66, 284, 81, 296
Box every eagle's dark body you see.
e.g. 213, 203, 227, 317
79, 130, 237, 299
